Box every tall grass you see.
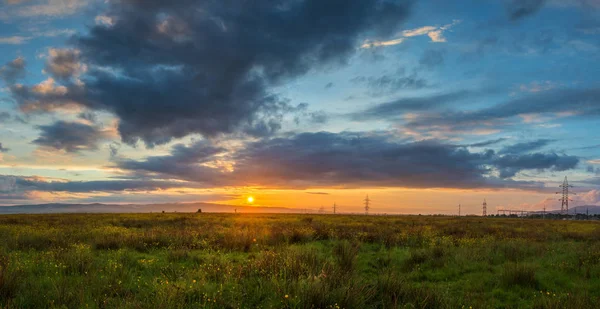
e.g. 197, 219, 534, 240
0, 213, 598, 308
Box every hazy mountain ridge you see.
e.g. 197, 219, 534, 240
0, 202, 304, 214
528, 205, 600, 215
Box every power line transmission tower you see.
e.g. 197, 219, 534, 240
556, 176, 575, 215
364, 195, 370, 215
333, 202, 337, 214
482, 199, 487, 217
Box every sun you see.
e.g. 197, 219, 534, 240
247, 196, 255, 204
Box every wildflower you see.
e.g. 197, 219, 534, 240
193, 280, 197, 283
285, 295, 289, 299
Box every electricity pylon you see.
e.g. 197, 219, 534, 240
482, 199, 487, 217
556, 176, 575, 215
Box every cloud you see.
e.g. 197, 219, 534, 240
361, 37, 406, 48
0, 36, 30, 45
14, 177, 192, 193
506, 0, 547, 21
464, 138, 509, 148
45, 48, 86, 80
350, 90, 476, 121
402, 26, 438, 37
493, 152, 578, 178
32, 120, 113, 153
0, 29, 75, 45
350, 70, 428, 97
0, 111, 27, 124
419, 49, 445, 69
499, 139, 554, 154
361, 20, 460, 48
0, 112, 10, 122
112, 131, 577, 190
0, 143, 8, 152
404, 87, 600, 132
518, 81, 558, 93
9, 0, 414, 147
0, 57, 26, 84
576, 189, 600, 205
0, 175, 201, 204
6, 0, 88, 19
4, 0, 31, 4
94, 15, 114, 27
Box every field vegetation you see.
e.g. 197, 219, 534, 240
0, 213, 599, 308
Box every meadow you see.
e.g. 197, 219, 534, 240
0, 213, 599, 309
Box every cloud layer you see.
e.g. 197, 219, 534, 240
8, 0, 414, 146
112, 132, 577, 189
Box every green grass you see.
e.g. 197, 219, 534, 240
0, 213, 598, 308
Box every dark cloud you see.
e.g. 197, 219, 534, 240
351, 90, 475, 121
12, 0, 414, 147
350, 70, 427, 97
419, 49, 445, 69
114, 140, 228, 186
499, 139, 554, 154
0, 142, 8, 152
308, 111, 328, 124
0, 57, 26, 84
0, 175, 197, 203
325, 82, 334, 89
0, 112, 11, 122
77, 112, 98, 124
464, 138, 508, 148
113, 131, 576, 189
405, 87, 600, 131
293, 103, 329, 125
14, 177, 191, 193
493, 153, 578, 178
0, 112, 28, 124
108, 142, 120, 159
32, 121, 112, 153
506, 0, 547, 21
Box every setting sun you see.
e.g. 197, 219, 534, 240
247, 196, 255, 204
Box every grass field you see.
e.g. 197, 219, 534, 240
0, 213, 599, 308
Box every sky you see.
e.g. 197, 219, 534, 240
1, 0, 600, 215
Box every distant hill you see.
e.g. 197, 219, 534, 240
0, 202, 305, 214
531, 205, 600, 215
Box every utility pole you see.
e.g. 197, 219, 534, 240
482, 199, 487, 217
333, 202, 337, 214
458, 204, 461, 217
556, 176, 575, 215
543, 206, 546, 219
364, 195, 370, 215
